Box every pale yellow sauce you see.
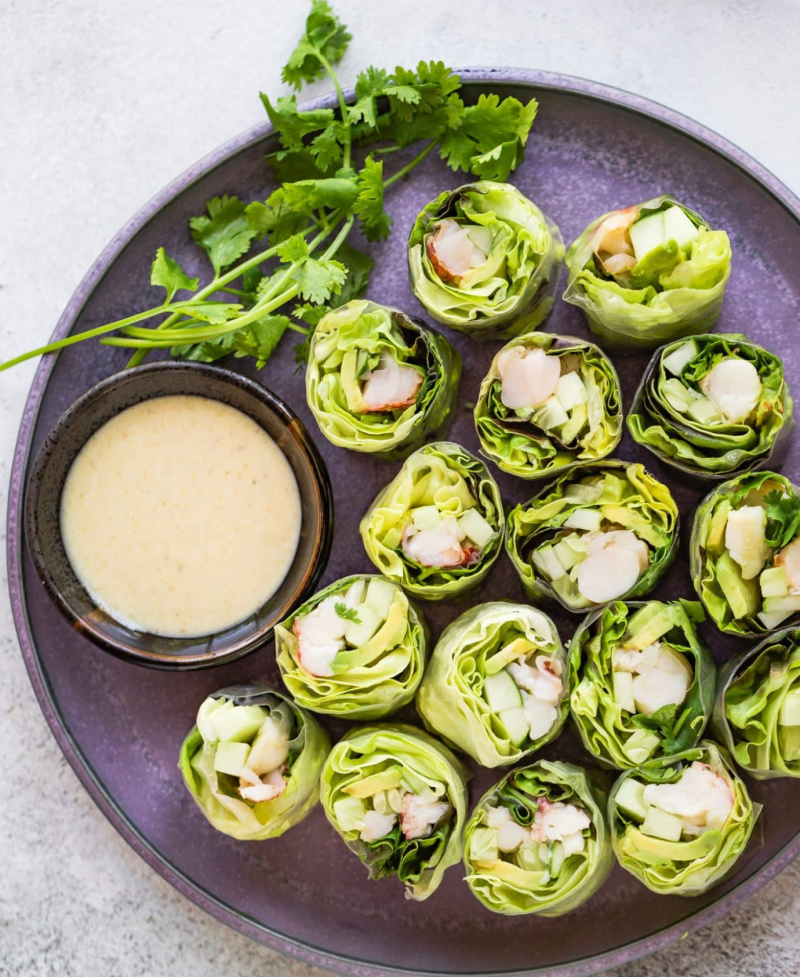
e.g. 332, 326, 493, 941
60, 395, 302, 637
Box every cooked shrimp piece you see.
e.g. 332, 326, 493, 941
400, 790, 450, 840
238, 767, 287, 803
613, 643, 692, 715
776, 537, 800, 593
507, 656, 563, 703
361, 353, 423, 412
643, 762, 734, 836
576, 530, 649, 603
530, 798, 591, 855
292, 596, 350, 677
700, 357, 761, 424
725, 505, 769, 580
591, 206, 639, 276
359, 809, 398, 842
426, 219, 488, 282
497, 346, 561, 410
401, 516, 474, 568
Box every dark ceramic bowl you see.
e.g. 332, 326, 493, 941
24, 361, 333, 669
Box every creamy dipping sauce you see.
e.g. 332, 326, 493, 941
60, 395, 302, 637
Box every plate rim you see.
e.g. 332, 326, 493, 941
7, 67, 800, 977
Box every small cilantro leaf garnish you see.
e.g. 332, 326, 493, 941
764, 490, 800, 549
335, 602, 361, 624
281, 0, 351, 90
189, 196, 257, 275
354, 156, 392, 241
150, 248, 199, 304
439, 93, 538, 181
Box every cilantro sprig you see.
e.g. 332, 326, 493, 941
1, 0, 539, 374
334, 602, 361, 624
764, 490, 800, 549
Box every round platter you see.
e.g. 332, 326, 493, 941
8, 69, 800, 977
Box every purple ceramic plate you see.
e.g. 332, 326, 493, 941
8, 70, 800, 977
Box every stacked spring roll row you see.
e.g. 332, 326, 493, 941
176, 177, 791, 916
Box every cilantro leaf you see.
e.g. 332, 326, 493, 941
150, 248, 199, 304
764, 490, 800, 548
189, 196, 257, 276
335, 602, 361, 624
629, 703, 682, 754
261, 94, 335, 152
354, 156, 391, 241
175, 315, 290, 371
439, 93, 538, 181
245, 195, 308, 245
276, 234, 311, 264
334, 243, 374, 304
278, 176, 359, 216
282, 0, 351, 90
296, 257, 348, 303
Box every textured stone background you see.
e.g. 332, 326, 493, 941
2, 1, 800, 975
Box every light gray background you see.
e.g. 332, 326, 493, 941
2, 1, 800, 974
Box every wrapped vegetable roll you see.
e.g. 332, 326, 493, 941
417, 602, 568, 767
569, 600, 716, 769
609, 741, 757, 896
714, 626, 800, 778
506, 461, 679, 612
360, 441, 504, 600
690, 471, 800, 636
306, 299, 461, 458
474, 332, 622, 480
563, 195, 731, 350
628, 334, 793, 480
275, 574, 427, 720
320, 724, 469, 901
464, 760, 614, 916
408, 181, 564, 340
179, 685, 330, 841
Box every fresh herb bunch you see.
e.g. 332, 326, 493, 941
2, 1, 538, 374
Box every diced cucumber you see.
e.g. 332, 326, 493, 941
412, 505, 442, 532
758, 609, 795, 630
686, 395, 722, 426
761, 567, 789, 599
642, 805, 684, 842
781, 725, 800, 762
213, 704, 269, 744
499, 706, 530, 746
536, 397, 570, 430
484, 670, 523, 712
662, 339, 699, 377
516, 845, 544, 872
458, 508, 495, 548
762, 595, 800, 615
779, 688, 800, 726
549, 841, 565, 878
365, 577, 397, 619
467, 225, 494, 255
196, 697, 231, 742
344, 578, 366, 606
613, 671, 636, 714
661, 378, 696, 413
622, 729, 660, 765
615, 779, 648, 822
344, 604, 382, 647
663, 206, 700, 250
564, 508, 603, 532
532, 545, 567, 581
332, 795, 367, 833
556, 372, 588, 411
552, 537, 583, 571
469, 827, 499, 862
629, 212, 665, 261
213, 741, 251, 777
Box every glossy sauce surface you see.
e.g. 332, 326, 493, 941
60, 395, 301, 637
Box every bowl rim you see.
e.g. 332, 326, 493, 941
23, 359, 334, 669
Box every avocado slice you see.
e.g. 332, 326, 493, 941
343, 766, 403, 797
716, 550, 760, 620
625, 602, 677, 650
340, 349, 367, 413
705, 499, 731, 556
335, 597, 408, 669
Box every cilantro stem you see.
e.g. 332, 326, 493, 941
384, 140, 436, 188
317, 50, 352, 170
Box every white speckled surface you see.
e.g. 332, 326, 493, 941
2, 2, 800, 974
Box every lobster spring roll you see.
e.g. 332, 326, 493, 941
275, 574, 427, 720
474, 332, 622, 480
563, 195, 731, 350
360, 441, 504, 600
609, 741, 757, 896
320, 724, 469, 901
690, 471, 800, 635
179, 685, 330, 841
306, 299, 461, 458
464, 760, 614, 916
506, 461, 679, 612
417, 602, 568, 767
714, 626, 800, 778
408, 181, 564, 340
569, 600, 716, 769
628, 334, 793, 480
